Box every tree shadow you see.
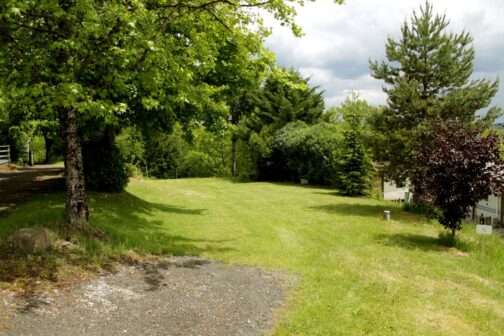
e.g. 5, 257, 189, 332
309, 203, 420, 221
0, 190, 235, 296
375, 233, 445, 252
375, 233, 471, 252
312, 191, 355, 197
310, 203, 389, 216
89, 191, 234, 256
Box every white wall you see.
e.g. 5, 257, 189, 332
383, 181, 409, 201
475, 195, 502, 225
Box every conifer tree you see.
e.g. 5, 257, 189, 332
337, 110, 373, 196
370, 1, 500, 182
254, 68, 325, 130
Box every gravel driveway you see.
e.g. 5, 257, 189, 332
0, 257, 288, 336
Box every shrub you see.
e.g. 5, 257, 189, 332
144, 126, 188, 179
116, 127, 146, 176
179, 150, 216, 177
270, 121, 342, 185
83, 139, 129, 193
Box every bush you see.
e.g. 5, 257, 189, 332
83, 139, 129, 193
235, 139, 257, 180
179, 150, 216, 177
403, 201, 438, 220
143, 123, 232, 179
189, 123, 231, 177
268, 121, 342, 185
144, 126, 188, 179
116, 127, 146, 176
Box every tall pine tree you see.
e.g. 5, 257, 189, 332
370, 1, 500, 183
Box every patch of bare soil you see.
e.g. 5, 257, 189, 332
0, 257, 289, 336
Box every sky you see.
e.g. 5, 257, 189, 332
264, 0, 504, 109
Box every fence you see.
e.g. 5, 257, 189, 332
0, 145, 10, 165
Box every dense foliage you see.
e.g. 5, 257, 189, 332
83, 138, 129, 193
411, 120, 504, 235
117, 122, 232, 179
336, 110, 373, 196
237, 69, 327, 180
370, 1, 500, 184
271, 121, 341, 185
0, 0, 344, 228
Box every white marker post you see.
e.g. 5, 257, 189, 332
384, 210, 391, 221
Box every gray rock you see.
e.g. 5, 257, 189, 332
7, 228, 55, 253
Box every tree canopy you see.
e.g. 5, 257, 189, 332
412, 120, 504, 235
0, 0, 342, 231
370, 1, 500, 182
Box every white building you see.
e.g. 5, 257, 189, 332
382, 180, 410, 201
380, 177, 503, 226
473, 194, 503, 226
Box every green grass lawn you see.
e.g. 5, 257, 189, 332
3, 178, 504, 335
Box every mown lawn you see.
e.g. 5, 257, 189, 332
2, 178, 504, 335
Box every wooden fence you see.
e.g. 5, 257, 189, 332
0, 145, 10, 165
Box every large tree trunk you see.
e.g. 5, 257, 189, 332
61, 108, 89, 232
231, 137, 238, 178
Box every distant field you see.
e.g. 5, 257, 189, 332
2, 178, 504, 335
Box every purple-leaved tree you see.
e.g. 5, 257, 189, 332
412, 120, 504, 236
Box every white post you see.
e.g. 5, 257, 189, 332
384, 210, 391, 221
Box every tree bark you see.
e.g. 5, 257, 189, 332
231, 137, 238, 178
43, 131, 54, 164
61, 108, 89, 232
28, 143, 34, 166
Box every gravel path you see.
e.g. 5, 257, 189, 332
0, 257, 287, 336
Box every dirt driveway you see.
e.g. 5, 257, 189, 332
0, 165, 64, 213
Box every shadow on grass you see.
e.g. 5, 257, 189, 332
312, 191, 355, 197
310, 203, 390, 216
0, 191, 234, 294
90, 191, 234, 256
375, 233, 471, 252
309, 203, 415, 219
375, 233, 445, 252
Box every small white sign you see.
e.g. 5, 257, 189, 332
476, 225, 493, 235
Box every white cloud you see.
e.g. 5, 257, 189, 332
264, 0, 504, 109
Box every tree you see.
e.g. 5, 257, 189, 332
254, 68, 325, 129
240, 68, 326, 179
202, 34, 273, 177
336, 102, 373, 196
370, 1, 500, 184
272, 121, 342, 185
411, 120, 504, 236
0, 0, 340, 233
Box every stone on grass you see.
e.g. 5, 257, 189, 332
7, 228, 56, 254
